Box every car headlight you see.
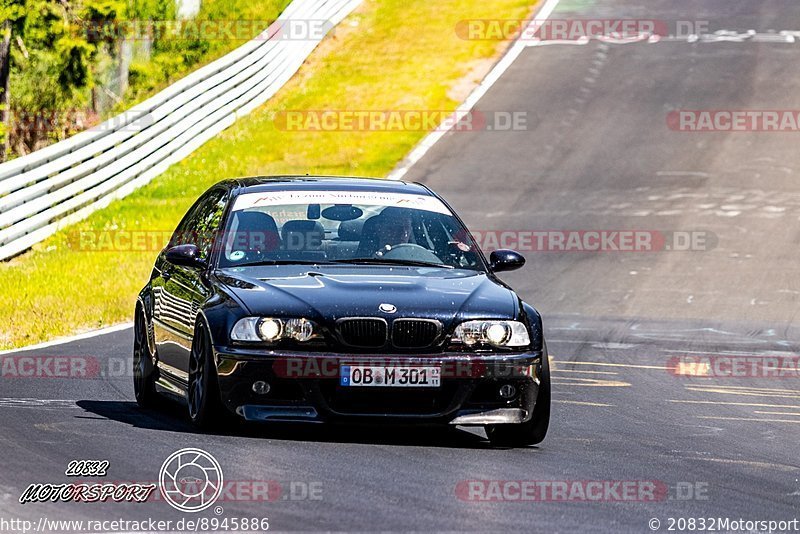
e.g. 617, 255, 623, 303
451, 320, 530, 348
259, 318, 282, 341
283, 318, 316, 342
231, 317, 320, 343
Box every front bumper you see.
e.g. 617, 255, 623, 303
214, 348, 542, 426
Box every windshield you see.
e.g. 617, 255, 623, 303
216, 190, 485, 270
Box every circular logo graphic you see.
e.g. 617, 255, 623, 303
379, 303, 397, 314
159, 448, 223, 513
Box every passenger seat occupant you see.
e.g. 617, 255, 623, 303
229, 211, 280, 256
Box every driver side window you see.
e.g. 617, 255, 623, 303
169, 188, 228, 259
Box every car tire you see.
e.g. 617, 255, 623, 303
133, 306, 159, 408
486, 342, 551, 447
188, 319, 227, 430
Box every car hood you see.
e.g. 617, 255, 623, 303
216, 265, 519, 326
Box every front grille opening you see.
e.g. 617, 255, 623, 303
337, 318, 388, 348
392, 319, 441, 349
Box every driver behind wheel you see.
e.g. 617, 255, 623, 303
373, 209, 414, 255
352, 207, 417, 257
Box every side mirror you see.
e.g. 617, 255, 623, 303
490, 249, 525, 272
165, 244, 207, 269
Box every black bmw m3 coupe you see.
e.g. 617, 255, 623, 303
134, 176, 550, 446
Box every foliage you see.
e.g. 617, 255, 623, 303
1, 0, 288, 155
2, 0, 124, 154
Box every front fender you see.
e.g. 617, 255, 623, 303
201, 289, 249, 353
520, 301, 544, 352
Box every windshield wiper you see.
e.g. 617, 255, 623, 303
330, 258, 454, 269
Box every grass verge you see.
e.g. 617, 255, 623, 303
0, 0, 535, 350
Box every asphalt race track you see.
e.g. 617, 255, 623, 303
2, 0, 800, 531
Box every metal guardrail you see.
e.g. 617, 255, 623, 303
0, 0, 362, 260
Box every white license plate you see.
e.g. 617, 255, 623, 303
340, 365, 441, 387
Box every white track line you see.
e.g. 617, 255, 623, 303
387, 0, 563, 181
0, 322, 133, 356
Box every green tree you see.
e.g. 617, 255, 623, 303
0, 0, 123, 159
0, 0, 26, 159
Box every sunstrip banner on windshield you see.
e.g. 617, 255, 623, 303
231, 190, 453, 215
